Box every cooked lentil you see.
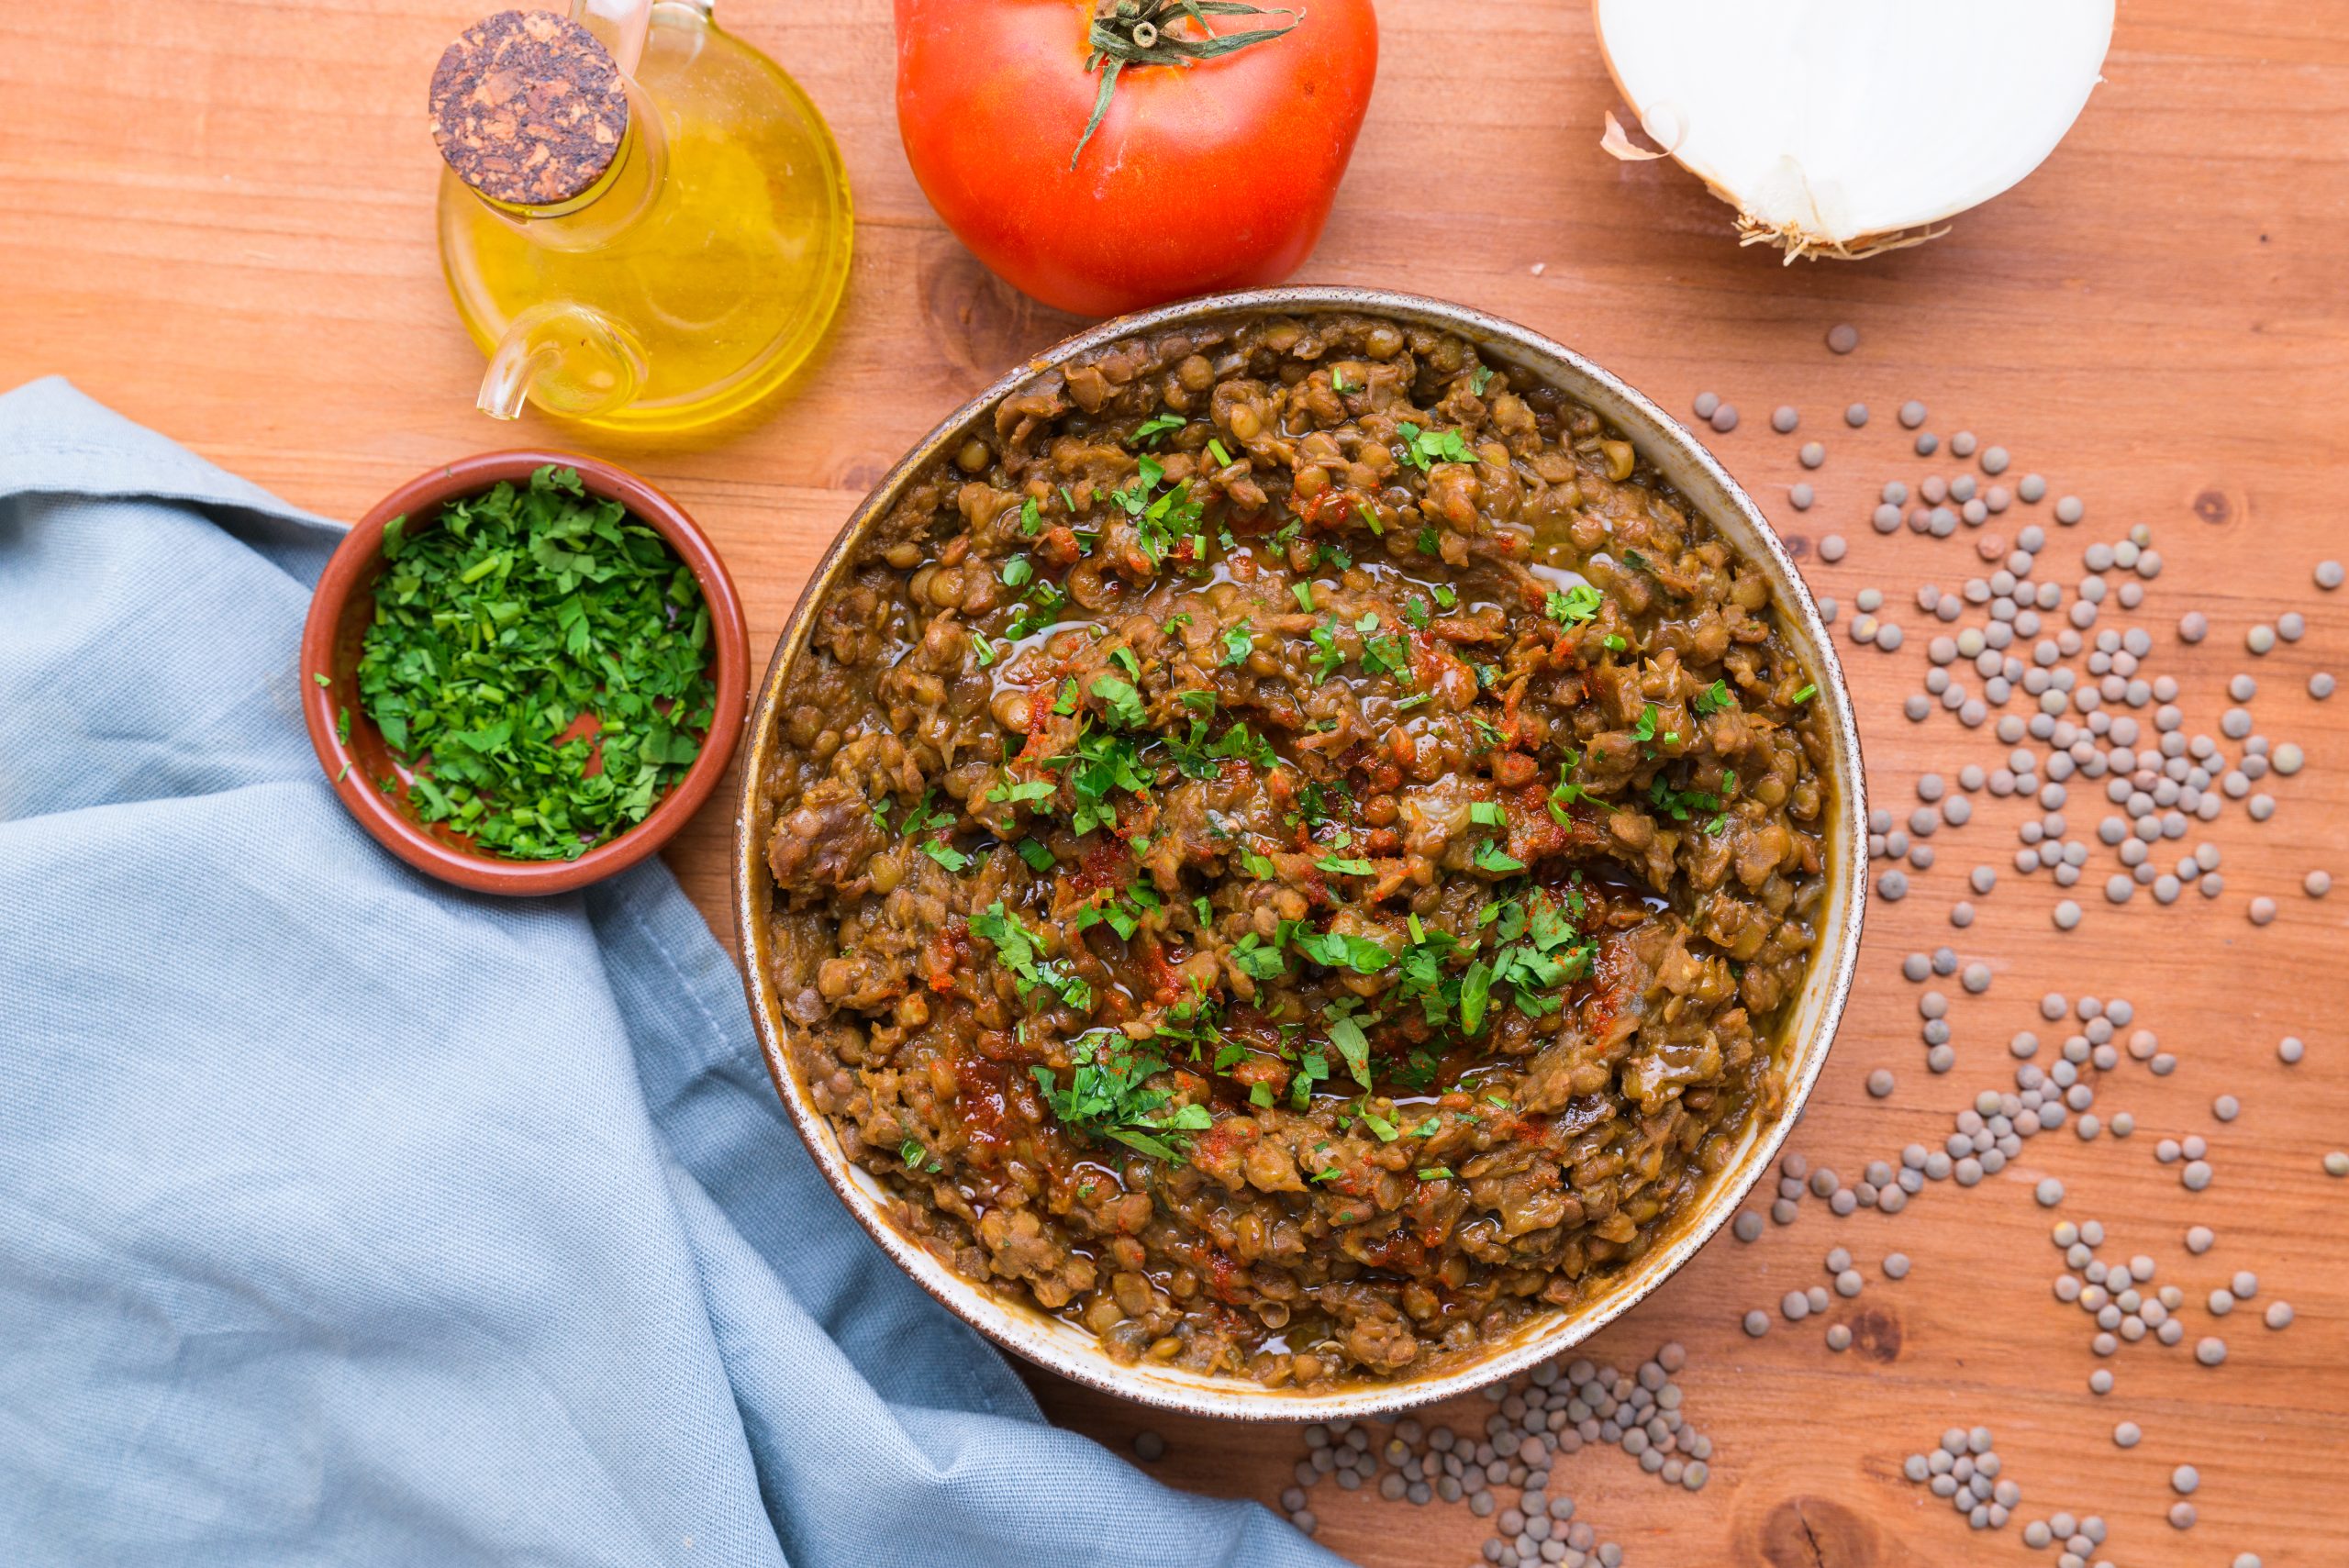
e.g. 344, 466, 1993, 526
758, 314, 1833, 1387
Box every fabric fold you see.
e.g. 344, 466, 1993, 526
0, 378, 1340, 1568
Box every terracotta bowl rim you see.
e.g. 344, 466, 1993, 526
732, 286, 1869, 1418
299, 449, 750, 897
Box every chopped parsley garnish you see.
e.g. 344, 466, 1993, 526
1106, 454, 1206, 569
1291, 1051, 1330, 1111
1548, 753, 1593, 821
1472, 840, 1527, 874
900, 1139, 941, 1173
1544, 584, 1603, 625
921, 839, 971, 873
1290, 927, 1393, 974
988, 774, 1057, 806
1004, 575, 1069, 639
1694, 678, 1735, 714
1632, 705, 1659, 744
971, 900, 1092, 1011
1043, 729, 1152, 835
1072, 881, 1163, 940
1168, 718, 1279, 779
1470, 364, 1494, 395
1090, 674, 1148, 728
1130, 414, 1185, 447
1316, 850, 1375, 876
355, 465, 715, 861
1308, 617, 1345, 681
1030, 1029, 1210, 1161
1361, 630, 1414, 683
1220, 621, 1255, 667
1652, 769, 1736, 834
1396, 421, 1479, 472
1327, 1007, 1374, 1089
1230, 931, 1287, 980
1458, 958, 1494, 1034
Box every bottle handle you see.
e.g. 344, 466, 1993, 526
477, 302, 649, 422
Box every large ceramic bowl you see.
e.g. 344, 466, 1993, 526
733, 287, 1868, 1420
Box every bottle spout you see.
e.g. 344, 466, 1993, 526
476, 302, 649, 423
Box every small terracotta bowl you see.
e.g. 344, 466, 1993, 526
300, 450, 750, 896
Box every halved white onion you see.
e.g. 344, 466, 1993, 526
1596, 0, 2115, 259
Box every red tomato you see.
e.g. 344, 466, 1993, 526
895, 0, 1378, 317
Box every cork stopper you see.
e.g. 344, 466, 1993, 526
429, 9, 629, 206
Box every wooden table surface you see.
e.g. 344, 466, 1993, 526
9, 4, 2347, 1562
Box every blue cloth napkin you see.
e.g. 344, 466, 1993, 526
0, 378, 1342, 1568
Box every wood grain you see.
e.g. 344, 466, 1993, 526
6, 4, 2346, 1563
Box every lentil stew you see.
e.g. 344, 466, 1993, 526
756, 312, 1833, 1389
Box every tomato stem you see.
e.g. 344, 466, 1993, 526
1073, 0, 1304, 170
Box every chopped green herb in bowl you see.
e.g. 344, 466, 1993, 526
357, 466, 716, 860
300, 452, 748, 895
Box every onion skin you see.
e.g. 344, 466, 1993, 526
1593, 0, 2114, 260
